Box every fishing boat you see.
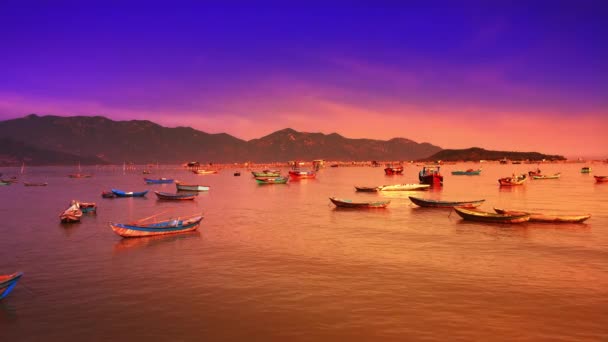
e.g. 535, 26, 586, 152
379, 184, 430, 191
354, 186, 380, 192
251, 170, 281, 178
594, 175, 608, 183
154, 191, 198, 200
79, 202, 97, 213
451, 168, 482, 176
419, 166, 443, 186
255, 177, 288, 184
288, 169, 316, 179
23, 182, 48, 186
0, 272, 24, 300
175, 183, 210, 192
110, 213, 204, 238
528, 168, 542, 177
144, 177, 174, 184
581, 166, 591, 173
111, 189, 149, 197
408, 196, 485, 208
60, 201, 83, 223
192, 169, 218, 175
498, 174, 527, 186
384, 165, 404, 175
234, 171, 241, 176
493, 208, 591, 223
453, 207, 530, 223
532, 173, 561, 180
329, 197, 390, 208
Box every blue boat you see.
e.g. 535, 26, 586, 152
144, 177, 174, 184
0, 272, 23, 300
110, 214, 204, 238
111, 189, 149, 197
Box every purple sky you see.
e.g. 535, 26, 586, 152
1, 2, 607, 158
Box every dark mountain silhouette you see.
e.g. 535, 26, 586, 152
0, 114, 444, 164
0, 137, 106, 166
424, 147, 565, 162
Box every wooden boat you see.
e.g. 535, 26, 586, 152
111, 189, 149, 197
251, 170, 281, 178
23, 182, 48, 186
154, 191, 198, 200
192, 169, 218, 175
408, 196, 485, 208
451, 168, 482, 175
60, 201, 83, 223
532, 173, 560, 180
144, 177, 174, 184
68, 173, 93, 178
354, 186, 380, 192
384, 165, 404, 175
581, 167, 591, 173
102, 191, 117, 198
110, 214, 204, 238
329, 197, 390, 208
79, 202, 97, 213
255, 177, 288, 184
419, 166, 443, 186
453, 207, 530, 223
175, 183, 210, 192
494, 208, 591, 223
0, 272, 24, 300
498, 174, 527, 186
594, 175, 608, 183
379, 184, 430, 191
289, 170, 316, 179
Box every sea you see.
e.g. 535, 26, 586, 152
1, 163, 607, 341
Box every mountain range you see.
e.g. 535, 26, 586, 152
0, 114, 446, 165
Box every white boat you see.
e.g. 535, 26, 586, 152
175, 182, 210, 192
379, 184, 430, 191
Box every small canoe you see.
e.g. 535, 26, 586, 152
379, 184, 430, 191
252, 170, 281, 178
79, 202, 97, 213
256, 177, 288, 184
60, 202, 83, 223
175, 183, 210, 192
68, 173, 93, 178
289, 170, 316, 179
23, 182, 48, 186
451, 169, 482, 175
155, 191, 198, 200
110, 214, 204, 238
494, 208, 591, 223
594, 175, 608, 183
498, 174, 527, 186
409, 196, 485, 208
0, 272, 24, 300
453, 207, 530, 223
354, 186, 380, 192
144, 177, 174, 184
111, 189, 149, 197
532, 173, 560, 180
192, 169, 218, 175
329, 197, 390, 208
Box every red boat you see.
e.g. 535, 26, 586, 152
498, 174, 527, 186
384, 165, 404, 175
528, 168, 542, 177
288, 170, 316, 179
594, 175, 608, 183
418, 166, 443, 186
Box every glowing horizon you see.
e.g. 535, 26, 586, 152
1, 3, 606, 159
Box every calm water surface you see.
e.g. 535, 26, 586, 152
1, 163, 607, 341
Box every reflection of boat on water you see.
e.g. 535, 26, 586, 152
113, 231, 201, 253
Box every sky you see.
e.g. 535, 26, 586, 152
0, 1, 607, 158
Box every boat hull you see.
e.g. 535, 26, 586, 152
154, 191, 197, 200
255, 177, 288, 184
409, 196, 485, 208
252, 171, 281, 177
144, 178, 174, 184
494, 208, 591, 223
532, 173, 560, 180
329, 197, 390, 208
384, 167, 404, 175
379, 184, 430, 191
175, 183, 210, 191
454, 207, 530, 223
594, 176, 608, 183
0, 272, 24, 300
354, 186, 380, 192
288, 170, 316, 179
110, 216, 203, 238
451, 169, 481, 175
111, 189, 149, 197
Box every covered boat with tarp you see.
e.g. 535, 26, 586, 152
110, 213, 204, 238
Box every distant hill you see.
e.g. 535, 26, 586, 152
423, 147, 566, 162
0, 114, 442, 164
0, 138, 106, 166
